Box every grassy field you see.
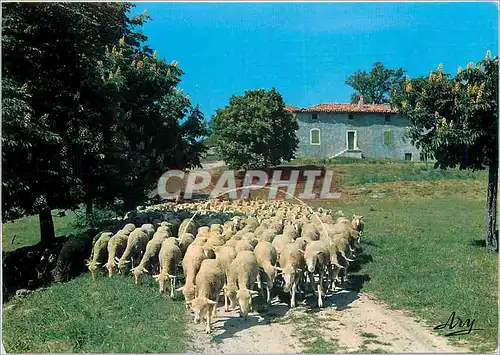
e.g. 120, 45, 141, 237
2, 275, 188, 353
310, 181, 498, 352
2, 210, 81, 252
1, 160, 497, 353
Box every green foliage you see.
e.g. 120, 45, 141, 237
393, 54, 498, 171
211, 88, 299, 169
2, 3, 208, 228
345, 62, 406, 104
71, 208, 118, 232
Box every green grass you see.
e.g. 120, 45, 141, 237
2, 274, 188, 353
360, 332, 378, 339
318, 197, 498, 352
282, 158, 486, 186
2, 209, 80, 252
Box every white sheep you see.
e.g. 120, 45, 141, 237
131, 238, 163, 284
303, 240, 330, 308
154, 238, 182, 297
276, 242, 306, 308
104, 232, 129, 277
176, 244, 207, 308
253, 241, 278, 305
214, 245, 237, 311
187, 259, 225, 334
86, 232, 113, 280
116, 229, 150, 274
225, 250, 260, 317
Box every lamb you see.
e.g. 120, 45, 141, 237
104, 232, 129, 277
130, 238, 163, 284
176, 244, 207, 308
86, 232, 113, 280
214, 245, 237, 311
276, 242, 306, 308
153, 238, 182, 297
225, 250, 260, 317
116, 229, 150, 274
253, 241, 278, 305
187, 259, 225, 334
303, 240, 330, 308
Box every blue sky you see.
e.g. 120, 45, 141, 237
132, 2, 498, 121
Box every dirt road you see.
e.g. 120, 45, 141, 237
188, 289, 471, 353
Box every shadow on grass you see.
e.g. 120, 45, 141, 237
468, 239, 486, 248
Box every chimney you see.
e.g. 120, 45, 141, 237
357, 95, 364, 108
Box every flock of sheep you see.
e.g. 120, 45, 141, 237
85, 198, 365, 334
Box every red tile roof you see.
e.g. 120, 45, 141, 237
300, 103, 397, 114
284, 105, 300, 113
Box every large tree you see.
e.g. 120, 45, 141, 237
211, 88, 299, 170
2, 3, 207, 241
346, 62, 406, 104
392, 52, 498, 251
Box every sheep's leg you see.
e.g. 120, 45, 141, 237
308, 271, 316, 297
290, 281, 297, 308
266, 284, 272, 305
224, 290, 229, 312
206, 312, 212, 334
318, 270, 324, 308
170, 278, 175, 298
256, 272, 265, 298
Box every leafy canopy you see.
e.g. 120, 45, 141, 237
211, 88, 299, 169
392, 52, 498, 171
346, 62, 406, 104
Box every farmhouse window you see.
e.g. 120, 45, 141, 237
383, 130, 392, 146
310, 129, 321, 145
311, 113, 318, 120
385, 115, 391, 122
405, 153, 412, 161
346, 130, 357, 150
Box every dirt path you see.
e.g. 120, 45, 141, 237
187, 289, 472, 353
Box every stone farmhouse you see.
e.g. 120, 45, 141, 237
286, 97, 422, 161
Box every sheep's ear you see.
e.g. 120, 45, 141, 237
152, 274, 160, 279
94, 262, 101, 265
296, 268, 303, 273
249, 290, 259, 296
142, 268, 148, 273
176, 286, 184, 292
275, 266, 283, 272
167, 274, 176, 279
206, 299, 217, 305
114, 256, 120, 263
297, 249, 304, 254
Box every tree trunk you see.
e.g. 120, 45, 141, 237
85, 196, 93, 216
486, 160, 498, 251
39, 206, 55, 243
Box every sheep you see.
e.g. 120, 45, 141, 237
141, 223, 155, 238
282, 221, 300, 240
86, 232, 113, 280
300, 223, 321, 242
234, 239, 254, 253
178, 218, 197, 237
351, 214, 364, 233
258, 229, 279, 243
154, 238, 182, 297
130, 238, 163, 284
188, 259, 225, 334
271, 234, 294, 259
214, 245, 237, 311
303, 240, 330, 308
253, 241, 278, 305
178, 232, 195, 256
116, 229, 150, 274
121, 223, 136, 235
155, 226, 174, 238
225, 250, 260, 317
276, 242, 306, 308
104, 232, 129, 277
294, 237, 309, 251
176, 244, 207, 308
